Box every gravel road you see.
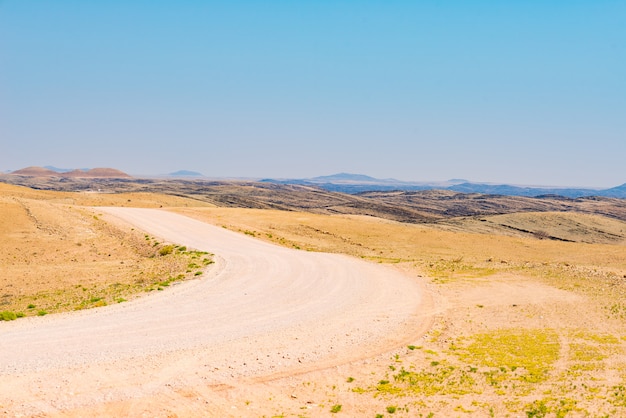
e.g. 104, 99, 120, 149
0, 208, 426, 416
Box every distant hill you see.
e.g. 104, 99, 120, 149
168, 170, 205, 177
261, 173, 626, 199
261, 173, 455, 194
11, 166, 59, 177
68, 168, 131, 178
310, 173, 386, 183
603, 183, 626, 198
11, 166, 131, 178
446, 182, 600, 198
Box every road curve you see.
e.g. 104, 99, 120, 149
0, 208, 426, 415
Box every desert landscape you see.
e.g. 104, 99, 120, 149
3, 0, 622, 416
2, 175, 626, 417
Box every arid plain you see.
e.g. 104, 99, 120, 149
2, 180, 626, 417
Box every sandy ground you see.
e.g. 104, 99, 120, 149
0, 208, 429, 417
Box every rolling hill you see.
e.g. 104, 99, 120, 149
262, 173, 626, 198
2, 175, 626, 226
10, 166, 131, 178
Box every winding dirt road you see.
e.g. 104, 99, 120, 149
0, 208, 427, 416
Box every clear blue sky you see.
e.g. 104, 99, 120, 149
1, 1, 625, 187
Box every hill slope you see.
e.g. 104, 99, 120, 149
11, 166, 59, 176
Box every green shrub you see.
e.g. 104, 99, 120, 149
158, 245, 175, 256
330, 404, 342, 413
0, 311, 17, 321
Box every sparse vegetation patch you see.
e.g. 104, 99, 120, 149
0, 199, 215, 318
453, 329, 560, 385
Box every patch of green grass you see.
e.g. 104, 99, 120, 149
524, 397, 578, 417
370, 360, 480, 397
10, 244, 215, 318
453, 328, 560, 385
569, 343, 606, 362
0, 311, 18, 321
574, 331, 619, 345
606, 303, 626, 319
330, 404, 342, 413
564, 331, 620, 376
609, 384, 626, 407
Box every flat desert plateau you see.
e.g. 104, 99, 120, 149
2, 182, 626, 417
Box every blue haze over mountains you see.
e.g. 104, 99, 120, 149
261, 173, 626, 199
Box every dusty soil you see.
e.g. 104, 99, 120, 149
0, 184, 214, 315
168, 207, 626, 417
3, 184, 626, 416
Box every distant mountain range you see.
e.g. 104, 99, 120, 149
261, 173, 626, 199
6, 168, 625, 199
261, 172, 460, 193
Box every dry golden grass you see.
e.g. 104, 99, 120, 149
436, 211, 626, 245
0, 182, 215, 208
0, 184, 213, 316
173, 207, 626, 273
